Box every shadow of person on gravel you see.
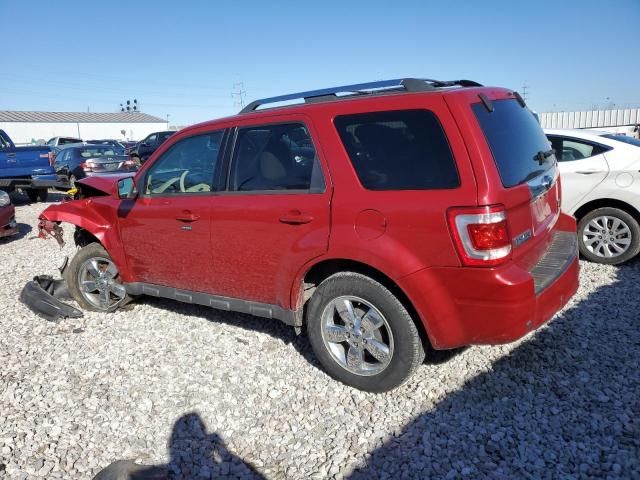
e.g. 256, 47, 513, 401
348, 262, 640, 479
93, 412, 265, 479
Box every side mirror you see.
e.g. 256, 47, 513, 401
118, 177, 138, 199
141, 142, 150, 147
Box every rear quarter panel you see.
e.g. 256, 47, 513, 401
307, 93, 478, 279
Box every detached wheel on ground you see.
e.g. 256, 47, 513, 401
306, 272, 425, 392
25, 188, 48, 203
64, 243, 129, 311
578, 207, 640, 265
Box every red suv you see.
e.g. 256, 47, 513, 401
39, 78, 579, 391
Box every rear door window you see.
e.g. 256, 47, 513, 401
547, 136, 609, 162
229, 123, 324, 192
334, 109, 459, 190
473, 99, 554, 187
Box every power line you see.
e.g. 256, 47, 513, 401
231, 82, 247, 109
521, 83, 529, 102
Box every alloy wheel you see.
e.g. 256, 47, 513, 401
582, 215, 632, 259
320, 295, 394, 376
78, 256, 127, 310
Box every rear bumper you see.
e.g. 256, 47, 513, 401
398, 227, 580, 349
0, 174, 66, 190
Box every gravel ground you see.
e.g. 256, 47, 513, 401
0, 192, 638, 479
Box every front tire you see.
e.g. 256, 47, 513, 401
64, 243, 129, 311
578, 207, 640, 265
306, 272, 425, 392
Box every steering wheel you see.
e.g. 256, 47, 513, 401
150, 170, 190, 194
178, 170, 189, 192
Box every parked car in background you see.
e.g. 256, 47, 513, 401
47, 136, 82, 147
546, 128, 640, 264
130, 131, 174, 162
0, 129, 58, 202
123, 141, 138, 155
53, 144, 139, 189
86, 139, 126, 155
40, 78, 579, 392
0, 190, 18, 239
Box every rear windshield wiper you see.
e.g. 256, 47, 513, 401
533, 149, 555, 165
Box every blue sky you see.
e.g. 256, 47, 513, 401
2, 0, 639, 125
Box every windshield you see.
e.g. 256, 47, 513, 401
602, 134, 640, 148
473, 99, 555, 188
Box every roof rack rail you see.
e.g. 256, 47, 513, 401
239, 78, 482, 114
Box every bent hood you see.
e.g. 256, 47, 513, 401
77, 172, 135, 195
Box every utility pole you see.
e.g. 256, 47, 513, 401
521, 83, 529, 102
166, 114, 170, 130
231, 82, 247, 109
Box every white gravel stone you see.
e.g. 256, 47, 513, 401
0, 191, 638, 479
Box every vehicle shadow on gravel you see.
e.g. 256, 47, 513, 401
347, 262, 640, 479
94, 412, 265, 480
0, 223, 31, 243
142, 297, 322, 367
9, 190, 66, 206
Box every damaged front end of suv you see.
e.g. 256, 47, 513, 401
21, 175, 134, 321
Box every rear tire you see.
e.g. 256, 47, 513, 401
577, 207, 640, 265
306, 272, 425, 392
64, 243, 130, 311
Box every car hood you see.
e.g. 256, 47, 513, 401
77, 172, 135, 195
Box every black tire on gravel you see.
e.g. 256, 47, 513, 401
306, 272, 425, 392
26, 188, 48, 202
577, 207, 640, 265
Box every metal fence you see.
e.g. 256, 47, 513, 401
539, 108, 640, 129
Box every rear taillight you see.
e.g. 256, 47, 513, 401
447, 205, 512, 266
123, 159, 138, 168
48, 152, 55, 166
79, 162, 92, 172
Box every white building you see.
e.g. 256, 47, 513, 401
539, 108, 640, 137
0, 111, 168, 144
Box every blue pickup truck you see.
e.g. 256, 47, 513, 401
0, 129, 61, 202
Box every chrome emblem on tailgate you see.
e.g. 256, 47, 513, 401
513, 229, 532, 247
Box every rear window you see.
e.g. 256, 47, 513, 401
79, 147, 117, 157
334, 109, 459, 190
59, 138, 81, 145
473, 99, 554, 188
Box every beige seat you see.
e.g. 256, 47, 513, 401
260, 151, 286, 181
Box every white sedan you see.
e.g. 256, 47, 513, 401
545, 128, 640, 264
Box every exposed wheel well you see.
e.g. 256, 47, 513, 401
574, 199, 640, 224
73, 227, 100, 248
302, 259, 432, 349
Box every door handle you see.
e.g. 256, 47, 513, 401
279, 211, 313, 225
575, 170, 602, 175
176, 211, 200, 222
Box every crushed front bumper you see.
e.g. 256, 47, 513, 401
19, 275, 83, 322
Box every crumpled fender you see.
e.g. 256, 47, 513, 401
38, 199, 133, 282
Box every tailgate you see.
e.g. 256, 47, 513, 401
469, 95, 566, 269
2, 146, 53, 178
